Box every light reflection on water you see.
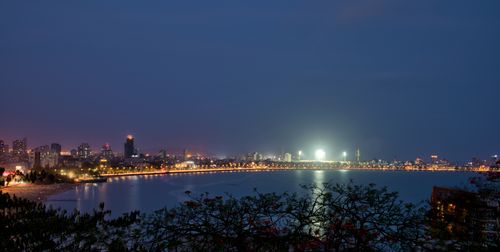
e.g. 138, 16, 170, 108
46, 170, 477, 217
313, 170, 325, 185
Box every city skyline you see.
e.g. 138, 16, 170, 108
1, 1, 500, 161
0, 134, 497, 164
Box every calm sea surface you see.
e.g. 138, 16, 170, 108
46, 170, 478, 216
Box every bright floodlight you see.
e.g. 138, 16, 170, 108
343, 151, 347, 157
315, 149, 326, 161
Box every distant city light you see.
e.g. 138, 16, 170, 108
127, 135, 134, 140
343, 151, 347, 157
315, 149, 326, 161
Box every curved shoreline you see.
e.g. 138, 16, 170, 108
0, 168, 488, 202
100, 166, 486, 178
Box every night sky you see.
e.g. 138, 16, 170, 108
1, 1, 499, 161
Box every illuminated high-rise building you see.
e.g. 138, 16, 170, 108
77, 143, 91, 159
101, 143, 114, 159
183, 148, 191, 160
158, 149, 167, 159
0, 140, 6, 155
124, 135, 135, 158
31, 145, 58, 168
356, 147, 361, 162
12, 138, 27, 157
50, 143, 62, 156
48, 143, 62, 167
431, 155, 439, 164
283, 153, 292, 162
12, 137, 28, 162
246, 152, 262, 162
1, 143, 9, 154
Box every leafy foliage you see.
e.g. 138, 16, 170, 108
134, 183, 427, 251
0, 193, 139, 251
0, 180, 498, 251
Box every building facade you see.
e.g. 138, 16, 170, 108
124, 135, 135, 158
77, 143, 91, 159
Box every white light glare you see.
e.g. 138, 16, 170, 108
315, 149, 326, 161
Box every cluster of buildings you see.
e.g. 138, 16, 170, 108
0, 135, 228, 175
1, 136, 499, 174
0, 136, 183, 173
430, 175, 500, 242
238, 149, 360, 163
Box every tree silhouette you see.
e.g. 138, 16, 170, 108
1, 180, 499, 251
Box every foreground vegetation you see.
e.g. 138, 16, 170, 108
1, 180, 499, 251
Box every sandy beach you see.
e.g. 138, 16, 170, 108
0, 183, 76, 202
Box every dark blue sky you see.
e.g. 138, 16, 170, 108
1, 1, 499, 161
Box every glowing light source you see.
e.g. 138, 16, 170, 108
343, 151, 347, 157
315, 149, 326, 161
127, 135, 134, 140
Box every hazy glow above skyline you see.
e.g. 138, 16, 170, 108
1, 1, 499, 160
315, 149, 326, 161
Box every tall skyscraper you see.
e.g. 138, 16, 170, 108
283, 153, 292, 162
0, 140, 5, 155
32, 145, 54, 168
70, 149, 77, 158
101, 143, 114, 159
356, 147, 361, 162
12, 138, 28, 162
77, 143, 91, 159
183, 148, 190, 160
33, 151, 42, 169
50, 143, 62, 155
1, 143, 9, 154
124, 135, 135, 158
246, 152, 261, 162
12, 138, 27, 157
50, 143, 62, 167
158, 149, 167, 159
34, 145, 50, 155
431, 155, 439, 164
